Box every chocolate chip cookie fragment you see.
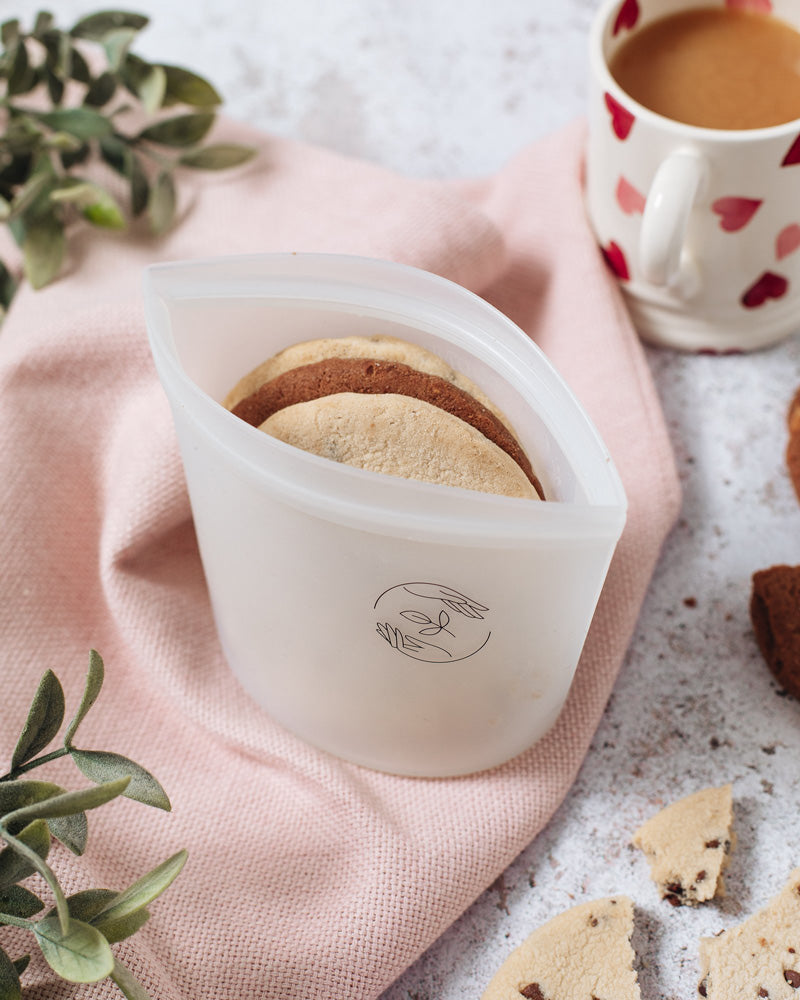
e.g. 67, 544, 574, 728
480, 896, 641, 1000
632, 785, 734, 906
698, 868, 800, 999
750, 565, 800, 699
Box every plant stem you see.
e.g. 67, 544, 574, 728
0, 912, 31, 928
0, 747, 69, 783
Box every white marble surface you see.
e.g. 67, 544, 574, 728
50, 1, 800, 997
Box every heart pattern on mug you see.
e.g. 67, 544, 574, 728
604, 93, 635, 140
613, 0, 640, 34
781, 133, 800, 167
602, 240, 630, 280
776, 224, 800, 260
616, 176, 646, 214
711, 196, 762, 232
741, 271, 789, 308
724, 0, 773, 10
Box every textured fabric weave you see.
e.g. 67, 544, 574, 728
0, 118, 680, 999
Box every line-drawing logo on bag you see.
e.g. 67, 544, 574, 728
374, 582, 491, 663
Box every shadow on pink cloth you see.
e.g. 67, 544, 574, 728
0, 118, 679, 999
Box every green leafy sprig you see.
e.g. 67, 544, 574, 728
0, 650, 187, 1000
0, 9, 257, 315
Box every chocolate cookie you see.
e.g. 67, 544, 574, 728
750, 564, 800, 698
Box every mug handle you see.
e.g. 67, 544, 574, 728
639, 149, 707, 291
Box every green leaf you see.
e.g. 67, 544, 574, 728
0, 20, 20, 48
70, 750, 170, 810
50, 180, 126, 230
35, 108, 112, 140
0, 782, 65, 822
137, 112, 214, 148
11, 670, 66, 770
92, 849, 187, 928
0, 946, 21, 1000
103, 28, 138, 73
111, 959, 153, 1000
48, 888, 149, 943
45, 68, 64, 106
84, 71, 117, 108
22, 214, 65, 290
0, 885, 44, 920
1, 777, 130, 828
147, 170, 175, 235
70, 11, 149, 41
0, 820, 50, 890
34, 914, 114, 983
69, 46, 91, 84
33, 12, 55, 36
122, 54, 166, 112
129, 154, 149, 216
161, 64, 221, 108
179, 144, 257, 171
0, 260, 16, 311
64, 649, 104, 747
93, 906, 149, 944
11, 958, 28, 978
7, 44, 37, 98
48, 810, 88, 856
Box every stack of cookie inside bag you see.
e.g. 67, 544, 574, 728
223, 335, 545, 501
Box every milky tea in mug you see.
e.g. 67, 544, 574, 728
610, 7, 800, 130
586, 0, 800, 352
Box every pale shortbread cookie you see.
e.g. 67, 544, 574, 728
260, 392, 538, 499
698, 868, 800, 999
632, 784, 734, 906
223, 334, 513, 428
481, 896, 640, 1000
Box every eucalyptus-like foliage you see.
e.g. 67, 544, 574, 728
0, 9, 257, 317
0, 651, 187, 999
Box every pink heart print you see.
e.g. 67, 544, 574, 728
616, 177, 646, 215
741, 271, 789, 308
782, 133, 800, 167
776, 224, 800, 260
725, 0, 773, 10
604, 93, 635, 140
711, 196, 762, 232
613, 0, 640, 34
602, 240, 630, 280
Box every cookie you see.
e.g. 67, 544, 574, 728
632, 784, 734, 906
698, 867, 800, 999
223, 334, 508, 423
261, 393, 539, 499
750, 565, 800, 698
226, 335, 544, 500
481, 896, 640, 1000
787, 386, 800, 504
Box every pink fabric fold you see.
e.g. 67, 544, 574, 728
0, 118, 680, 999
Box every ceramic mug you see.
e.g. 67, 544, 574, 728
586, 0, 800, 352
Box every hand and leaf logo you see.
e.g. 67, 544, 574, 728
374, 582, 491, 663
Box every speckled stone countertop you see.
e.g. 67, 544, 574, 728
54, 1, 800, 996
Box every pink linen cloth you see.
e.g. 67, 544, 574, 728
0, 118, 680, 999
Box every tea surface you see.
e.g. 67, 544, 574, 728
609, 6, 800, 129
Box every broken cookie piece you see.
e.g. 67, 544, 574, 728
787, 386, 800, 504
632, 784, 734, 906
698, 867, 800, 999
480, 896, 640, 1000
750, 565, 800, 699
